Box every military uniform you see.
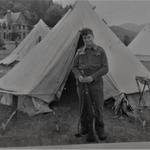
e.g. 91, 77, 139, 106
72, 44, 108, 139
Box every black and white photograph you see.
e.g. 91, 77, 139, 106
0, 0, 150, 149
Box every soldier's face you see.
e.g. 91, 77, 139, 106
82, 34, 94, 47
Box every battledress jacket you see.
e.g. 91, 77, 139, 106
72, 44, 109, 86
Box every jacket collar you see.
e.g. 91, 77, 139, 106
83, 44, 97, 52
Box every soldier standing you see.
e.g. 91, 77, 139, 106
72, 28, 109, 142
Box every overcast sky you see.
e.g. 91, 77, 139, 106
54, 0, 150, 26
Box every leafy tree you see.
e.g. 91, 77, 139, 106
23, 0, 52, 24
0, 0, 70, 27
12, 2, 27, 12
44, 3, 69, 27
23, 10, 39, 25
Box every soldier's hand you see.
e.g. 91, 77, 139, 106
84, 76, 94, 83
79, 76, 93, 83
78, 75, 84, 82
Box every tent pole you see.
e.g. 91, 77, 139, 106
0, 95, 18, 135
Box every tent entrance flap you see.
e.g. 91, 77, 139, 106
52, 32, 82, 100
55, 33, 84, 99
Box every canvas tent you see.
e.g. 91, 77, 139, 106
0, 19, 49, 65
128, 24, 150, 62
0, 1, 150, 116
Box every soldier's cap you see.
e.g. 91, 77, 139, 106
80, 28, 94, 36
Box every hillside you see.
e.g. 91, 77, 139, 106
110, 25, 138, 44
120, 23, 144, 33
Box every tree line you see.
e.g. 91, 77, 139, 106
0, 0, 70, 27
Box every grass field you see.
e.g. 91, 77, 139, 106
0, 91, 150, 148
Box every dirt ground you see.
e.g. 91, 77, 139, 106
0, 45, 150, 148
0, 90, 149, 148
